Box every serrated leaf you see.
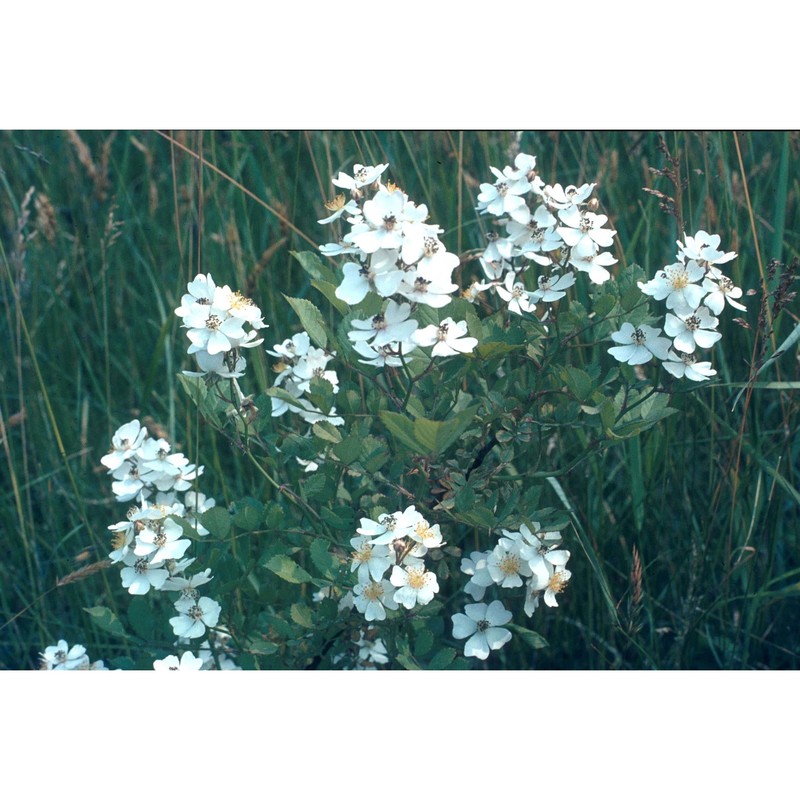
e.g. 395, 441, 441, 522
428, 647, 457, 669
284, 295, 328, 349
85, 606, 129, 638
290, 603, 315, 629
200, 506, 232, 539
312, 421, 342, 443
562, 367, 594, 402
332, 435, 361, 465
507, 623, 549, 649
264, 554, 313, 584
245, 638, 280, 656
232, 497, 265, 531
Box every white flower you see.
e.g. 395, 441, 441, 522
348, 187, 408, 254
487, 535, 532, 589
355, 631, 390, 665
153, 652, 204, 671
540, 182, 596, 210
407, 516, 444, 556
101, 419, 147, 471
608, 322, 671, 365
390, 559, 439, 609
495, 272, 536, 315
638, 260, 707, 315
663, 307, 722, 353
396, 274, 458, 308
702, 275, 746, 315
183, 491, 215, 537
531, 271, 575, 302
677, 230, 737, 269
349, 535, 393, 583
317, 195, 360, 225
662, 350, 717, 382
348, 300, 418, 348
460, 550, 494, 601
267, 331, 311, 360
557, 207, 616, 255
476, 165, 531, 223
133, 517, 191, 566
568, 247, 618, 285
169, 596, 222, 639
108, 516, 135, 563
352, 340, 416, 368
40, 640, 90, 670
120, 553, 170, 595
331, 163, 388, 192
352, 579, 398, 621
162, 567, 214, 596
412, 318, 478, 357
451, 600, 513, 660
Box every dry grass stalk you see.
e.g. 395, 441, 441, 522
56, 559, 113, 587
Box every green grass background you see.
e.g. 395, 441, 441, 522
1, 130, 798, 669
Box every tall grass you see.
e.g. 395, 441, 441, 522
1, 130, 798, 669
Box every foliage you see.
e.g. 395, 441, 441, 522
2, 131, 799, 670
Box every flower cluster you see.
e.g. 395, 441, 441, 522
39, 640, 107, 670
609, 230, 743, 380
175, 273, 267, 378
267, 331, 344, 426
453, 522, 570, 660
345, 505, 445, 642
319, 163, 477, 366
468, 152, 617, 317
101, 419, 227, 662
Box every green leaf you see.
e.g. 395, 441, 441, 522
200, 506, 232, 539
127, 596, 155, 641
562, 366, 594, 403
177, 373, 226, 426
284, 295, 329, 349
290, 603, 314, 629
232, 497, 265, 531
591, 293, 617, 319
427, 647, 457, 669
507, 623, 548, 649
380, 405, 480, 457
310, 537, 340, 578
320, 506, 356, 531
332, 435, 361, 465
265, 386, 308, 412
169, 514, 206, 541
84, 606, 129, 639
414, 628, 435, 658
307, 375, 335, 416
264, 554, 313, 584
312, 421, 342, 444
290, 250, 338, 284
454, 505, 498, 530
245, 638, 279, 656
358, 435, 389, 472
311, 279, 349, 315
